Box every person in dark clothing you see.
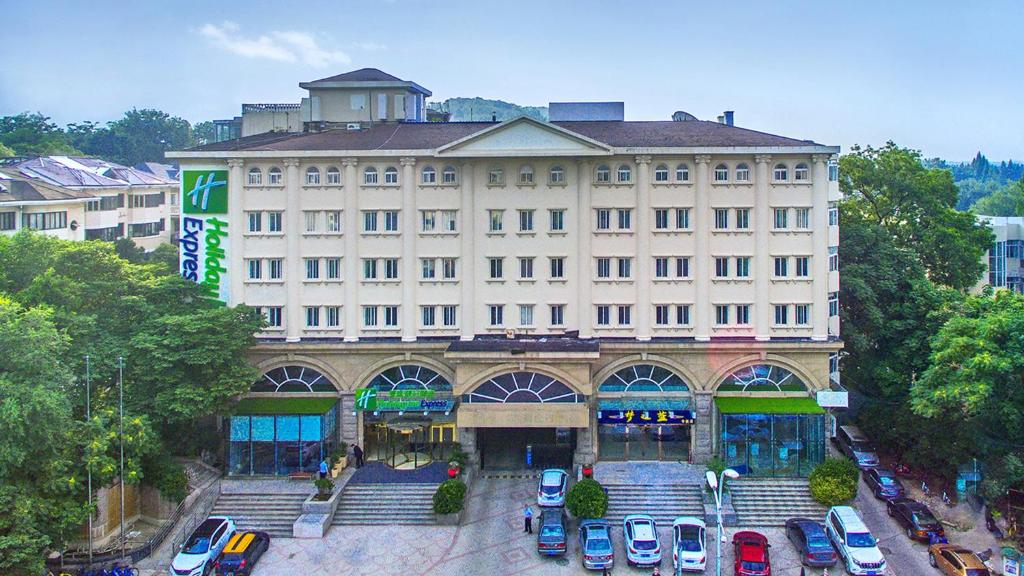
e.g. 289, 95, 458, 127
352, 444, 364, 468
524, 505, 533, 534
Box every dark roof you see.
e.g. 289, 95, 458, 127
308, 68, 403, 83
0, 171, 94, 203
184, 119, 826, 154
446, 336, 599, 354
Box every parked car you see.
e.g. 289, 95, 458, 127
732, 531, 771, 576
864, 468, 906, 501
784, 518, 837, 568
212, 531, 270, 576
928, 543, 991, 576
825, 506, 886, 575
537, 508, 568, 557
537, 468, 569, 507
835, 425, 880, 469
170, 516, 236, 576
578, 519, 614, 570
672, 517, 706, 573
886, 498, 944, 542
623, 514, 661, 567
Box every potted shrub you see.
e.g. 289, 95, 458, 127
809, 457, 860, 506
313, 477, 334, 501
566, 478, 608, 519
329, 444, 348, 478
433, 479, 468, 525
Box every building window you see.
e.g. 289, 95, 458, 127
735, 163, 751, 182
247, 168, 262, 185
617, 257, 632, 279
518, 165, 534, 185
736, 208, 750, 229
773, 164, 788, 181
617, 165, 632, 183
305, 167, 320, 185
383, 306, 399, 327
549, 257, 565, 279
596, 257, 611, 279
128, 221, 164, 238
595, 165, 610, 183
422, 305, 436, 327
676, 163, 690, 182
519, 209, 534, 232
421, 166, 436, 184
829, 161, 839, 181
304, 211, 319, 233
655, 257, 669, 278
654, 164, 669, 182
488, 167, 504, 185
550, 304, 565, 326
441, 210, 457, 232
655, 209, 669, 230
443, 166, 457, 184
268, 212, 282, 232
363, 306, 378, 327
489, 210, 503, 232
268, 167, 283, 185
442, 258, 457, 279
596, 305, 610, 326
326, 258, 341, 279
443, 305, 458, 327
269, 259, 283, 279
715, 257, 729, 277
362, 211, 378, 233
714, 209, 729, 229
596, 209, 611, 230
676, 304, 691, 325
384, 211, 399, 232
305, 258, 320, 280
519, 304, 534, 326
549, 209, 565, 231
829, 247, 839, 271
774, 208, 788, 229
676, 208, 690, 229
795, 256, 810, 277
774, 257, 788, 277
676, 257, 690, 278
22, 211, 68, 230
305, 307, 320, 328
714, 164, 729, 182
775, 305, 789, 325
736, 304, 750, 325
829, 206, 839, 226
549, 166, 565, 184
326, 166, 341, 185
421, 210, 436, 232
326, 211, 342, 233
363, 259, 378, 280
715, 305, 729, 325
488, 305, 504, 326
829, 292, 839, 317
655, 305, 670, 326
247, 259, 262, 280
421, 258, 436, 279
736, 257, 750, 277
795, 304, 810, 325
489, 257, 503, 280
617, 305, 632, 326
363, 167, 378, 185
794, 163, 810, 181
795, 208, 811, 229
384, 167, 399, 184
384, 258, 399, 280
519, 257, 534, 279
326, 306, 341, 327
617, 209, 632, 230
247, 212, 262, 233
265, 307, 282, 328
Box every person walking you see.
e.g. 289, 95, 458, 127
352, 444, 364, 468
524, 504, 534, 534
319, 458, 329, 479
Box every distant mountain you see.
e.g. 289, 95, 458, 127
428, 97, 548, 122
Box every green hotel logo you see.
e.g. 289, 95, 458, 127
182, 170, 228, 215
355, 388, 378, 411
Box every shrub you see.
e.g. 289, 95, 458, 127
142, 453, 189, 504
433, 479, 467, 514
449, 448, 470, 469
809, 457, 859, 506
566, 478, 608, 519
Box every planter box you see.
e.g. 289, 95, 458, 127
331, 455, 349, 479
435, 509, 462, 526
303, 488, 342, 516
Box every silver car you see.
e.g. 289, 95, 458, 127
537, 469, 569, 507
624, 514, 662, 567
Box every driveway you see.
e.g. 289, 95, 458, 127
854, 477, 934, 576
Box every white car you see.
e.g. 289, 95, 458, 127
170, 516, 235, 576
672, 516, 706, 572
537, 468, 568, 507
825, 506, 887, 575
623, 514, 662, 567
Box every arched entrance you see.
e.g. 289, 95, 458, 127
596, 364, 693, 462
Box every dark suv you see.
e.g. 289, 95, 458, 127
835, 425, 880, 469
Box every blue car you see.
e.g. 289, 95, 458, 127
785, 517, 837, 568
578, 519, 614, 570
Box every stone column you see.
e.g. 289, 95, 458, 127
227, 159, 245, 307
754, 155, 772, 341
342, 158, 360, 342
400, 157, 418, 342
811, 155, 830, 341
691, 391, 715, 464
694, 155, 712, 341
635, 155, 652, 341
574, 425, 595, 466
340, 393, 358, 447
284, 158, 302, 343
576, 160, 593, 338
458, 427, 478, 465
459, 162, 476, 340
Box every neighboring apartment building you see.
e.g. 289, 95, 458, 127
0, 170, 92, 240
0, 156, 178, 250
171, 70, 842, 478
977, 215, 1024, 293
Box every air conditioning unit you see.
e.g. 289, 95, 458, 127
346, 123, 361, 131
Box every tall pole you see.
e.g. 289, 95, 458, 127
85, 355, 93, 566
118, 356, 125, 562
714, 479, 723, 576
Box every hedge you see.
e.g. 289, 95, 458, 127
809, 457, 859, 506
566, 478, 608, 519
433, 479, 468, 514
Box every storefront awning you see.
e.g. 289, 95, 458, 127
233, 397, 338, 415
715, 397, 825, 415
457, 403, 589, 428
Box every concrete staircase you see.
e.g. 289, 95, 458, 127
729, 478, 826, 527
603, 483, 705, 525
209, 492, 308, 538
332, 483, 437, 526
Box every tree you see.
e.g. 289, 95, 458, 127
840, 143, 993, 291
104, 108, 192, 166
972, 179, 1024, 216
0, 112, 78, 156
191, 121, 217, 146
0, 142, 15, 157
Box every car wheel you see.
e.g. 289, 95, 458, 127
929, 553, 937, 567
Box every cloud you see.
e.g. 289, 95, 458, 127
198, 21, 351, 68
355, 41, 388, 52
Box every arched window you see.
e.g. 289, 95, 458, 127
595, 165, 611, 183
654, 164, 669, 182
718, 363, 807, 392
549, 166, 565, 184
247, 167, 262, 186
421, 166, 436, 184
384, 166, 399, 184
368, 364, 452, 393
617, 164, 632, 183
714, 164, 729, 182
773, 164, 788, 181
519, 165, 534, 185
442, 165, 457, 184
676, 163, 690, 182
363, 166, 378, 185
325, 166, 341, 185
267, 167, 283, 185
305, 166, 320, 185
598, 364, 689, 393
735, 163, 751, 182
462, 372, 584, 403
251, 365, 336, 393
794, 163, 810, 181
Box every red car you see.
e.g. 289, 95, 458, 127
733, 531, 771, 576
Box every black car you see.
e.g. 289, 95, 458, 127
537, 509, 568, 556
887, 498, 944, 542
213, 530, 270, 576
785, 518, 837, 568
864, 468, 905, 501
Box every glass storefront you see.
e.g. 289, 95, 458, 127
228, 399, 339, 476
596, 364, 693, 462
363, 414, 457, 469
717, 400, 825, 477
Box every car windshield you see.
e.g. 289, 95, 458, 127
634, 539, 658, 551
852, 442, 876, 453
742, 561, 767, 571
182, 535, 211, 554
588, 538, 612, 553
847, 532, 876, 547
913, 512, 938, 525
878, 475, 898, 485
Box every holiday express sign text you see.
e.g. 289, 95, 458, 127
180, 169, 230, 303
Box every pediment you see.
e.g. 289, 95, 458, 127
436, 116, 612, 157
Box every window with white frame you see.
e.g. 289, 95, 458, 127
774, 304, 789, 325
489, 210, 504, 232
326, 210, 342, 233
247, 168, 262, 185
549, 166, 564, 184
596, 258, 611, 278
442, 166, 457, 184
305, 167, 320, 185
488, 304, 504, 326
383, 306, 399, 327
519, 165, 534, 185
422, 305, 436, 327
596, 209, 611, 230
384, 167, 399, 184
617, 257, 632, 279
304, 211, 319, 233
363, 306, 378, 327
829, 206, 839, 226
829, 247, 839, 271
326, 258, 341, 280
421, 166, 436, 184
829, 161, 839, 181
655, 209, 669, 230
305, 306, 320, 328
442, 258, 457, 279
326, 306, 341, 327
736, 208, 750, 229
268, 167, 283, 185
421, 258, 436, 279
736, 304, 751, 325
305, 258, 320, 280
326, 166, 341, 185
421, 210, 436, 232
795, 256, 810, 277
774, 208, 788, 229
488, 167, 504, 185
736, 257, 750, 277
384, 210, 399, 232
519, 304, 534, 326
676, 304, 691, 325
363, 211, 378, 232
519, 257, 534, 279
715, 257, 729, 278
363, 259, 378, 280
384, 258, 399, 280
774, 257, 788, 277
714, 164, 729, 182
488, 257, 503, 279
795, 208, 811, 229
441, 210, 457, 232
617, 209, 631, 230
654, 164, 669, 182
519, 209, 534, 232
443, 305, 457, 326
617, 165, 632, 183
676, 208, 690, 229
617, 305, 632, 325
735, 163, 751, 182
715, 209, 729, 229
676, 257, 690, 278
549, 257, 565, 279
655, 257, 669, 278
550, 304, 565, 326
676, 163, 690, 182
655, 305, 670, 326
596, 165, 611, 183
265, 307, 282, 327
794, 163, 810, 181
246, 259, 262, 280
773, 164, 788, 181
829, 292, 839, 317
549, 209, 565, 232
268, 212, 282, 232
715, 305, 729, 325
269, 259, 283, 280
363, 167, 378, 184
795, 304, 809, 325
596, 305, 611, 326
247, 212, 262, 233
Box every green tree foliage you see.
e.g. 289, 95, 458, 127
841, 143, 993, 291
0, 112, 79, 156
67, 109, 193, 166
972, 178, 1024, 216
192, 121, 217, 146
0, 142, 15, 157
565, 479, 608, 519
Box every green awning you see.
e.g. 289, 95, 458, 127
233, 397, 338, 415
715, 396, 825, 415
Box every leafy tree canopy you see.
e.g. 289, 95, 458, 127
972, 178, 1024, 216
0, 112, 79, 156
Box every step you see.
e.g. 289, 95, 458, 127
330, 482, 438, 526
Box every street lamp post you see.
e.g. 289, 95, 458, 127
84, 355, 93, 566
706, 468, 740, 576
118, 356, 125, 563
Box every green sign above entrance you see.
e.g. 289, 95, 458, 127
355, 388, 454, 412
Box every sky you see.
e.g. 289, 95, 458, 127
1, 0, 1022, 161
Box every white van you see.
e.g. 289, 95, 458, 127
825, 506, 886, 575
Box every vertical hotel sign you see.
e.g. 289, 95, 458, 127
180, 168, 230, 303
